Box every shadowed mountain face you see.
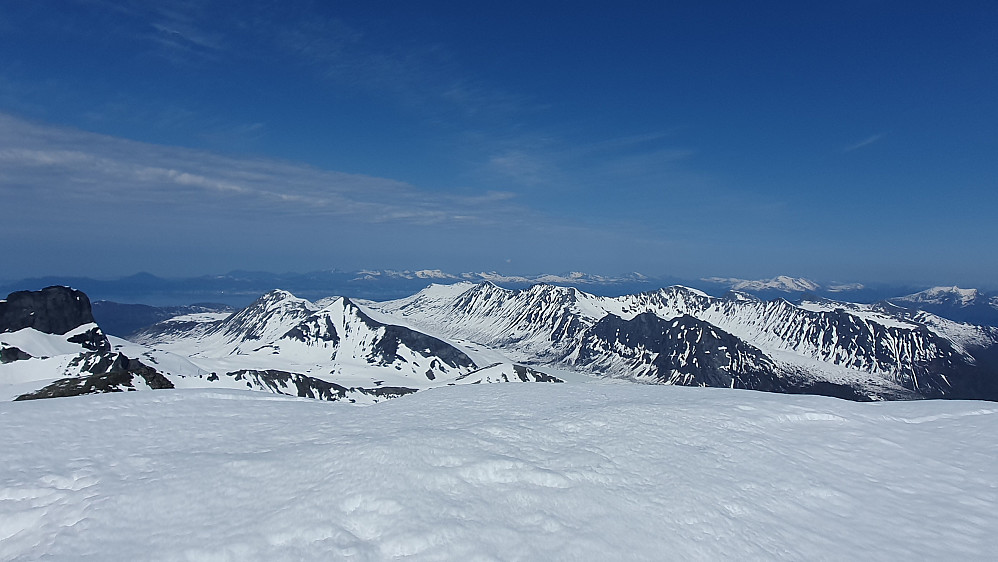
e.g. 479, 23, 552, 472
0, 286, 97, 335
366, 282, 998, 401
575, 313, 780, 389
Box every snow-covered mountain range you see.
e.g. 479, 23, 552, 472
365, 282, 998, 400
4, 281, 998, 403
1, 286, 561, 403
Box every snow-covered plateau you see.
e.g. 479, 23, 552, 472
1, 383, 996, 561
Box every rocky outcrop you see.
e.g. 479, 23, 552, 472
14, 354, 174, 401
225, 369, 418, 402
0, 346, 32, 364
1, 286, 97, 335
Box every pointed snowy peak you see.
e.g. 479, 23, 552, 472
214, 289, 316, 342
262, 295, 478, 380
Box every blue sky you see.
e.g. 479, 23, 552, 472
1, 1, 996, 286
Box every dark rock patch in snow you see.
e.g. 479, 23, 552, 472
0, 345, 32, 364
15, 355, 173, 401
225, 369, 418, 402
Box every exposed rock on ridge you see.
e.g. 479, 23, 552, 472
1, 286, 98, 335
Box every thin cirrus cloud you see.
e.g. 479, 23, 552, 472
0, 113, 525, 226
842, 134, 884, 153
129, 3, 525, 121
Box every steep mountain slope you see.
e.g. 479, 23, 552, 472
3, 287, 561, 402
367, 282, 998, 400
8, 283, 996, 402
133, 290, 478, 383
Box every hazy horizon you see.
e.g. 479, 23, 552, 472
2, 267, 994, 294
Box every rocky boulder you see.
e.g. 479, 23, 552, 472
1, 286, 97, 335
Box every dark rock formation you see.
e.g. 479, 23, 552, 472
67, 326, 112, 353
512, 364, 563, 383
14, 354, 173, 401
1, 286, 96, 335
225, 369, 418, 402
576, 313, 780, 390
0, 346, 32, 364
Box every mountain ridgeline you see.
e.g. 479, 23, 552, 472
3, 282, 998, 403
2, 286, 562, 402
367, 282, 998, 401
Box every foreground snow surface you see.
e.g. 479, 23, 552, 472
1, 384, 996, 561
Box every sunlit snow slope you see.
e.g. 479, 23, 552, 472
1, 383, 995, 561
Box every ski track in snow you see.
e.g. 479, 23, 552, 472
1, 383, 996, 561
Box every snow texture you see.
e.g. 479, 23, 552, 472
1, 383, 996, 561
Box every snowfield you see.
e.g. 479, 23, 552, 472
2, 383, 996, 561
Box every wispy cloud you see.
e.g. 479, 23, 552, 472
0, 113, 526, 225
480, 129, 695, 191
0, 113, 689, 277
487, 150, 556, 186
842, 134, 884, 152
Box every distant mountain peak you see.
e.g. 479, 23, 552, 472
898, 286, 980, 306
702, 276, 821, 293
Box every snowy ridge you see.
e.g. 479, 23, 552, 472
565, 313, 779, 388
702, 275, 822, 292
4, 287, 562, 403
887, 286, 998, 328
368, 282, 998, 399
124, 289, 566, 398
6, 283, 997, 402
134, 290, 479, 383
799, 297, 998, 357
897, 286, 981, 306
